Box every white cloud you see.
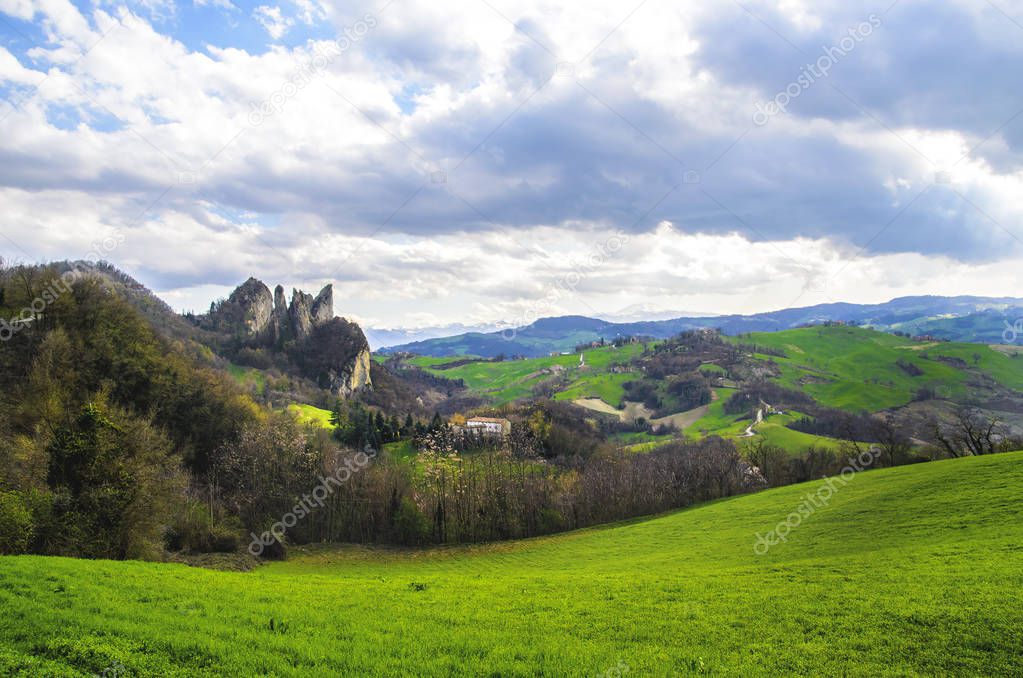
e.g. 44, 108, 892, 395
193, 0, 235, 9
1, 0, 1023, 326
253, 5, 294, 40
0, 46, 42, 84
291, 0, 324, 25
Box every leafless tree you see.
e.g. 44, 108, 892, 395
928, 407, 1007, 457
869, 414, 914, 466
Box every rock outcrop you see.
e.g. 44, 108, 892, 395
272, 284, 289, 343
289, 289, 315, 341
311, 284, 333, 326
294, 317, 373, 397
206, 278, 371, 396
209, 277, 274, 337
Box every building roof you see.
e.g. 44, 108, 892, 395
466, 417, 511, 424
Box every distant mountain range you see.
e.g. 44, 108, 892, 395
380, 296, 1023, 357
595, 303, 718, 323
364, 323, 502, 350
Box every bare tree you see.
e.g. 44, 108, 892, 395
928, 407, 1007, 457
869, 414, 913, 467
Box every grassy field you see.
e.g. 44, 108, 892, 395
2, 452, 1022, 676
387, 327, 1023, 416
396, 344, 647, 406
730, 326, 1023, 412
226, 362, 267, 394
375, 327, 1023, 456
286, 403, 334, 429
686, 393, 848, 453
552, 372, 638, 406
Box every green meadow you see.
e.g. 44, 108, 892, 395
397, 344, 647, 406
684, 389, 847, 453
730, 326, 1023, 411
367, 327, 1023, 456
286, 403, 334, 429
391, 327, 1023, 417
226, 362, 268, 394
2, 452, 1022, 676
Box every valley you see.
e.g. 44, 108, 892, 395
2, 264, 1022, 677
374, 325, 1023, 457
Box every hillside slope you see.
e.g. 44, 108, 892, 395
2, 452, 1022, 676
733, 325, 1023, 411
387, 326, 1023, 454
384, 295, 1023, 357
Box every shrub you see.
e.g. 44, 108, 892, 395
392, 498, 429, 545
0, 491, 34, 555
167, 500, 244, 554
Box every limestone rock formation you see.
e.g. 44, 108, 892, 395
272, 285, 288, 342
209, 277, 274, 337
289, 289, 315, 341
206, 278, 371, 396
311, 284, 333, 326
294, 318, 373, 396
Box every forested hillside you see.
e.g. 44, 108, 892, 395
3, 262, 1022, 565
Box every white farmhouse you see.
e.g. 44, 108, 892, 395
465, 417, 512, 437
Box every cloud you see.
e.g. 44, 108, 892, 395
2, 0, 1023, 325
253, 5, 293, 40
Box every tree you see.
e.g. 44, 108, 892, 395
928, 407, 1008, 458
869, 415, 913, 467
743, 439, 789, 486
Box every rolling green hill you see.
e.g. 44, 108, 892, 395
729, 325, 1023, 411
2, 452, 1021, 676
382, 296, 1023, 358
394, 343, 648, 406
399, 326, 1023, 415
385, 326, 1023, 455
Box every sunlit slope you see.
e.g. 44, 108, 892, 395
733, 325, 1023, 410
2, 452, 1021, 676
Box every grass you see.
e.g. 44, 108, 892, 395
382, 439, 417, 460
753, 416, 848, 452
381, 327, 1023, 455
698, 362, 727, 375
732, 327, 965, 411
392, 327, 1023, 420
553, 371, 640, 406
399, 344, 648, 406
729, 326, 1023, 412
286, 403, 334, 429
686, 390, 852, 453
686, 388, 745, 434
2, 452, 1022, 676
226, 363, 267, 393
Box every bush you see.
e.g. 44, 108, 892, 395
0, 491, 34, 555
167, 500, 244, 553
392, 498, 429, 545
235, 347, 273, 370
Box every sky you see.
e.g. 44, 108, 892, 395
1, 0, 1023, 330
